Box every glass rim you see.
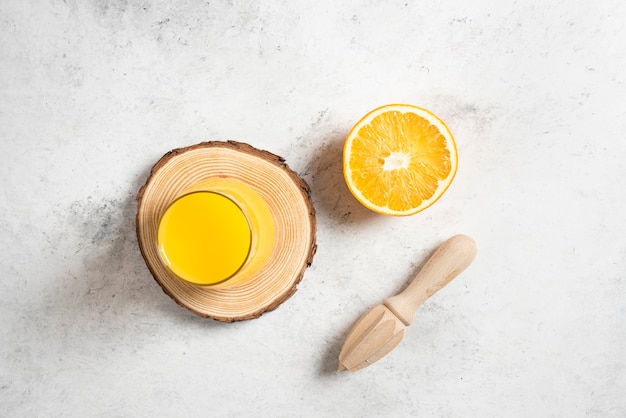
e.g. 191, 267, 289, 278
157, 190, 253, 286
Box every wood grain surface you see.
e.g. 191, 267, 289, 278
136, 141, 317, 322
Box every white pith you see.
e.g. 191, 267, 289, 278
383, 152, 411, 171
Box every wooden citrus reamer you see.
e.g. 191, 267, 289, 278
338, 234, 477, 371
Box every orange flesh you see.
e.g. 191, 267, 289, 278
347, 109, 454, 213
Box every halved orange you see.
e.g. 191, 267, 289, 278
343, 104, 457, 216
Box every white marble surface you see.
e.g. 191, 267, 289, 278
1, 0, 625, 416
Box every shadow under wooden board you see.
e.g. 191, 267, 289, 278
136, 141, 317, 322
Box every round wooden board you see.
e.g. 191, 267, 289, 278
136, 141, 317, 322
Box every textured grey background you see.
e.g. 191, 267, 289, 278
1, 0, 625, 416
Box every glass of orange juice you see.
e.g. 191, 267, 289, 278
157, 178, 275, 288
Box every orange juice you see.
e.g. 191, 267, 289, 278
157, 178, 275, 288
158, 192, 251, 285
